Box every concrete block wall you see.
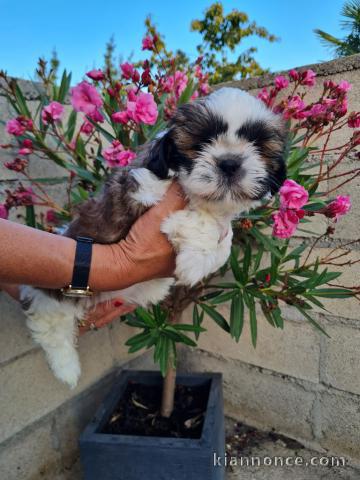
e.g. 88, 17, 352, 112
0, 55, 359, 478
178, 54, 360, 464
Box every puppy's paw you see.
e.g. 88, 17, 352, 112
47, 345, 81, 389
175, 249, 215, 287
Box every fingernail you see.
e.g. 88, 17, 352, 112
113, 300, 123, 307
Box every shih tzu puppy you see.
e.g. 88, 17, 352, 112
20, 87, 287, 388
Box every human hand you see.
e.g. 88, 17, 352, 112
0, 283, 134, 334
90, 181, 187, 290
78, 299, 135, 335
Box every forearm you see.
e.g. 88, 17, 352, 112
0, 219, 76, 288
0, 220, 159, 292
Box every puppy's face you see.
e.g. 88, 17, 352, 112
148, 87, 287, 211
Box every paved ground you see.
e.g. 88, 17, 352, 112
54, 418, 360, 479
225, 419, 360, 480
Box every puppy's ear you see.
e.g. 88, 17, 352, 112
147, 132, 173, 179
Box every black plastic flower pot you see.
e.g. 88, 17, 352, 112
80, 370, 225, 480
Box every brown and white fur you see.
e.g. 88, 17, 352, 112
20, 87, 287, 387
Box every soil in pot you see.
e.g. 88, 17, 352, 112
101, 379, 211, 439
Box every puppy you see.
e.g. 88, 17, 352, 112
20, 87, 287, 387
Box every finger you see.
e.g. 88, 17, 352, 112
79, 300, 136, 334
0, 283, 20, 301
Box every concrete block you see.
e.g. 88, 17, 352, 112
193, 304, 321, 383
0, 327, 114, 444
319, 389, 360, 459
179, 348, 316, 442
0, 419, 62, 480
329, 159, 360, 241
54, 372, 116, 469
0, 293, 35, 365
322, 324, 360, 395
108, 318, 141, 363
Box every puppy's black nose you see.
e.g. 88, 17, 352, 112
219, 159, 240, 175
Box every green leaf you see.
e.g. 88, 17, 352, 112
65, 110, 77, 142
272, 307, 284, 329
86, 115, 116, 142
173, 323, 206, 333
245, 291, 257, 347
250, 228, 282, 259
209, 290, 236, 304
230, 293, 244, 342
230, 247, 245, 283
252, 244, 264, 273
283, 243, 307, 262
25, 205, 36, 228
177, 79, 195, 105
308, 288, 354, 298
193, 304, 205, 340
65, 163, 96, 183
295, 306, 330, 337
134, 307, 157, 327
57, 70, 72, 103
14, 82, 31, 117
125, 330, 151, 347
242, 243, 252, 282
200, 303, 230, 333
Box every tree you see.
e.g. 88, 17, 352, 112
314, 0, 360, 57
191, 2, 278, 84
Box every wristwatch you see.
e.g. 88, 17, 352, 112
61, 236, 94, 297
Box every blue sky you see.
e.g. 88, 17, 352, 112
0, 0, 345, 83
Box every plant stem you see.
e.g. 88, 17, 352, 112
160, 310, 181, 418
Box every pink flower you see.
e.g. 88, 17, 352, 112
86, 69, 105, 81
289, 69, 299, 81
199, 82, 210, 95
6, 116, 33, 136
41, 101, 64, 125
348, 112, 360, 128
275, 75, 289, 90
336, 98, 348, 117
6, 118, 25, 136
324, 195, 351, 222
191, 90, 200, 101
279, 179, 309, 209
163, 71, 188, 98
337, 80, 352, 93
0, 204, 8, 219
120, 62, 135, 79
45, 209, 58, 224
257, 87, 271, 105
283, 96, 305, 119
88, 109, 104, 123
80, 121, 94, 135
142, 36, 155, 51
308, 103, 327, 118
18, 138, 33, 155
126, 92, 158, 125
103, 140, 136, 168
272, 208, 305, 239
300, 69, 316, 87
71, 81, 103, 114
111, 111, 129, 124
5, 157, 28, 172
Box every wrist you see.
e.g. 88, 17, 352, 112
89, 243, 135, 291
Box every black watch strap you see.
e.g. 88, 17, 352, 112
70, 236, 93, 290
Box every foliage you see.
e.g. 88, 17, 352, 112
191, 2, 278, 84
1, 34, 359, 378
314, 0, 360, 57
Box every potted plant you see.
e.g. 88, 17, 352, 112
1, 25, 359, 480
